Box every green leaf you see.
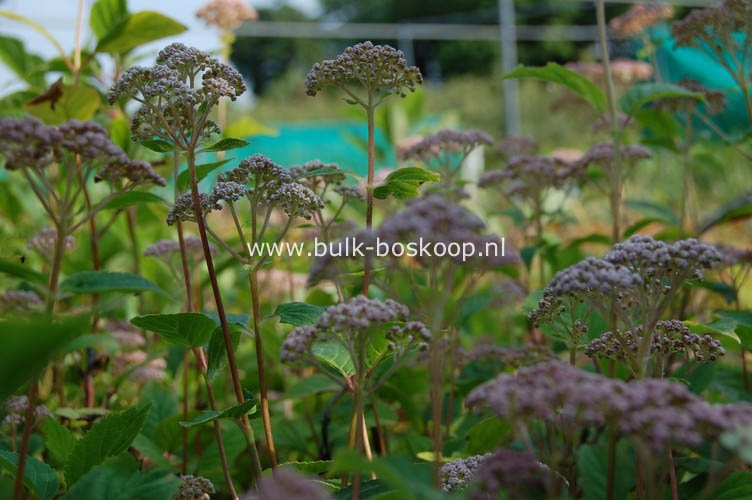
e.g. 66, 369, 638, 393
620, 82, 704, 117
179, 398, 256, 427
699, 191, 752, 234
176, 158, 231, 193
285, 374, 341, 398
223, 116, 277, 138
131, 434, 172, 470
41, 416, 76, 465
623, 217, 666, 238
206, 323, 243, 382
707, 471, 752, 500
373, 167, 440, 200
25, 84, 101, 125
503, 62, 606, 112
273, 302, 326, 326
99, 191, 166, 211
0, 314, 89, 401
296, 167, 354, 180
108, 118, 132, 152
0, 256, 46, 283
624, 198, 679, 225
65, 404, 151, 486
0, 449, 58, 500
62, 454, 178, 500
138, 139, 174, 153
684, 320, 741, 344
90, 0, 128, 40
63, 333, 120, 355
200, 137, 250, 153
578, 442, 634, 500
0, 35, 46, 88
61, 271, 167, 296
465, 417, 512, 455
686, 280, 737, 304
279, 460, 332, 475
129, 312, 216, 347
312, 340, 354, 377
95, 11, 187, 54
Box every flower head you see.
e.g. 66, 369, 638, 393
478, 155, 584, 199
219, 153, 291, 185
470, 449, 549, 500
176, 475, 215, 500
305, 41, 422, 98
196, 0, 258, 32
251, 467, 332, 500
58, 120, 123, 159
400, 129, 493, 163
577, 142, 652, 169
0, 117, 61, 170
167, 192, 220, 225
440, 453, 491, 492
0, 290, 43, 313
494, 136, 537, 158
264, 182, 324, 219
333, 184, 365, 202
28, 228, 76, 255
672, 0, 752, 48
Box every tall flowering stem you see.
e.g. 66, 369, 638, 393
109, 43, 263, 484
305, 41, 423, 295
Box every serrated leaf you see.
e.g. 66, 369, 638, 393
273, 302, 326, 326
61, 271, 167, 296
465, 417, 512, 454
129, 312, 216, 347
373, 167, 440, 200
200, 137, 250, 153
25, 84, 100, 125
206, 323, 243, 382
620, 82, 704, 117
95, 11, 186, 54
708, 471, 752, 500
65, 404, 151, 486
504, 62, 606, 112
138, 139, 174, 153
90, 0, 128, 40
578, 442, 634, 500
175, 158, 231, 193
41, 416, 76, 465
0, 256, 46, 283
179, 398, 256, 427
99, 191, 166, 211
0, 449, 58, 500
131, 434, 172, 469
62, 454, 178, 500
684, 320, 741, 343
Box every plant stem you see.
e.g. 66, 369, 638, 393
186, 149, 262, 484
428, 273, 444, 487
668, 449, 678, 500
248, 271, 277, 467
363, 97, 375, 296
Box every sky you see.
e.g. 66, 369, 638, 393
0, 0, 320, 93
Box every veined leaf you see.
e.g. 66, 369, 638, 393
138, 139, 174, 153
90, 0, 128, 40
64, 404, 151, 486
285, 374, 341, 398
620, 82, 704, 117
176, 158, 231, 192
503, 62, 606, 112
25, 84, 100, 125
200, 137, 249, 153
99, 191, 166, 211
273, 302, 326, 326
0, 449, 58, 500
62, 454, 178, 500
312, 340, 354, 377
373, 167, 440, 200
0, 34, 46, 88
129, 312, 216, 347
95, 11, 186, 54
206, 323, 243, 382
0, 257, 46, 283
41, 416, 76, 465
179, 398, 257, 427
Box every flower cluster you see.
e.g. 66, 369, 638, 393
333, 184, 365, 202
604, 235, 720, 300
494, 135, 537, 159
672, 0, 752, 48
304, 41, 422, 98
0, 290, 43, 312
460, 342, 555, 368
610, 3, 674, 39
715, 244, 752, 268
196, 0, 258, 32
28, 228, 76, 255
106, 320, 146, 349
585, 319, 725, 366
144, 237, 218, 259
478, 155, 585, 200
109, 43, 245, 147
467, 361, 752, 451
252, 467, 332, 500
288, 160, 346, 193
2, 395, 51, 426
113, 350, 167, 384
576, 142, 652, 170
528, 257, 642, 328
655, 78, 727, 116
167, 192, 220, 225
93, 157, 165, 187
376, 195, 515, 268
440, 453, 491, 492
400, 129, 493, 163
0, 117, 61, 170
58, 120, 123, 159
219, 153, 291, 185
281, 296, 423, 371
469, 449, 548, 500
264, 182, 324, 219
175, 474, 215, 500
